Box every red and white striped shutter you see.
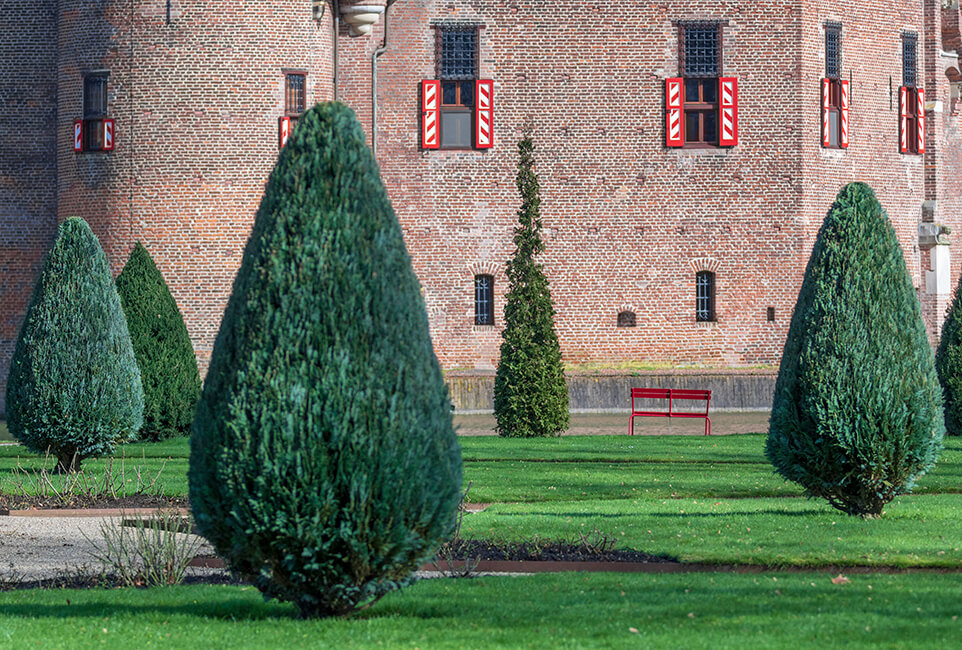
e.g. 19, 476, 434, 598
822, 79, 831, 148
665, 78, 684, 147
839, 80, 849, 148
475, 79, 494, 149
916, 88, 926, 154
718, 77, 738, 147
278, 116, 291, 149
421, 80, 440, 149
899, 87, 910, 153
103, 118, 115, 151
73, 119, 83, 152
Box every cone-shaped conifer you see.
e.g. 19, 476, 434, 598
190, 102, 462, 618
494, 135, 569, 438
936, 273, 962, 436
5, 217, 143, 472
117, 243, 201, 441
767, 183, 943, 517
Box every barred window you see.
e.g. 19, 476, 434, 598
439, 28, 478, 80
682, 25, 720, 77
903, 33, 918, 89
474, 275, 494, 325
437, 26, 479, 149
83, 74, 108, 151
680, 23, 721, 146
285, 73, 306, 116
696, 271, 716, 322
825, 23, 842, 79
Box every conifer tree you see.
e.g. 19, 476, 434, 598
117, 243, 201, 441
190, 102, 462, 618
494, 135, 569, 438
936, 274, 962, 436
5, 217, 143, 472
767, 182, 944, 517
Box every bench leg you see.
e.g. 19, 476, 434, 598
629, 414, 634, 436
705, 417, 711, 436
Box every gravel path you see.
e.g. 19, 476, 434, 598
0, 514, 218, 583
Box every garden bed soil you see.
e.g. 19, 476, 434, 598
0, 494, 187, 514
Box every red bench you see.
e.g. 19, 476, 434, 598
629, 388, 712, 436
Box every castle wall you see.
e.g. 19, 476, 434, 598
0, 1, 60, 414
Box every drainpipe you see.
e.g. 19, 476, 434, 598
372, 0, 398, 159
333, 0, 339, 101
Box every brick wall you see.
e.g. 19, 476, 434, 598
0, 1, 59, 415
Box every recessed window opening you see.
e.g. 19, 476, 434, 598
903, 33, 918, 89
83, 74, 108, 151
766, 306, 775, 322
696, 271, 716, 322
824, 23, 843, 148
474, 274, 494, 325
438, 26, 478, 149
617, 311, 637, 328
680, 23, 721, 146
285, 73, 306, 127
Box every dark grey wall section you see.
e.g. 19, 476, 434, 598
446, 370, 777, 413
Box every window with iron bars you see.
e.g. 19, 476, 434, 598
824, 23, 844, 148
285, 73, 306, 126
696, 271, 716, 322
474, 275, 494, 325
903, 33, 917, 89
680, 23, 721, 146
437, 26, 478, 149
83, 74, 109, 151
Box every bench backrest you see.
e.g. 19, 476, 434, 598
631, 388, 671, 400
631, 388, 710, 401
670, 389, 711, 401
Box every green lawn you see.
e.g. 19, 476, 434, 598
2, 434, 962, 568
1, 573, 960, 649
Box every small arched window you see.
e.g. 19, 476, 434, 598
696, 271, 716, 322
617, 311, 637, 328
474, 275, 494, 325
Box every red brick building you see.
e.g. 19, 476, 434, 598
3, 1, 962, 413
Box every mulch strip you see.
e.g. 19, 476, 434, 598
0, 494, 188, 516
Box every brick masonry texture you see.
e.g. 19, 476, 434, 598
2, 1, 962, 415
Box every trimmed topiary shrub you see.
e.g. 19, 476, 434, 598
766, 182, 944, 517
190, 101, 462, 618
116, 242, 201, 441
5, 217, 144, 472
494, 134, 569, 438
936, 275, 962, 436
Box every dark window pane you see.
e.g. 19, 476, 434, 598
617, 311, 637, 328
684, 25, 719, 77
441, 111, 472, 148
442, 81, 458, 105
829, 110, 840, 147
702, 79, 717, 103
703, 111, 717, 143
475, 275, 494, 325
685, 78, 701, 103
685, 112, 700, 142
460, 81, 474, 107
440, 28, 478, 80
825, 24, 841, 79
84, 119, 104, 151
